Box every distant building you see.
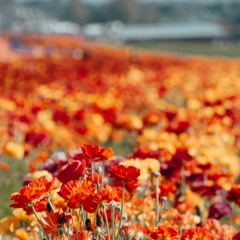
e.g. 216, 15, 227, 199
121, 21, 231, 42
82, 21, 232, 43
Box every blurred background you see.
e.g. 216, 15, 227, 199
1, 0, 240, 57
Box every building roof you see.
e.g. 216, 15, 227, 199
121, 21, 230, 41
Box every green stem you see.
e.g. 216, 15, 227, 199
159, 197, 167, 224
103, 205, 110, 240
111, 204, 115, 240
155, 176, 159, 227
77, 206, 82, 232
116, 181, 125, 240
81, 208, 86, 230
46, 194, 55, 212
31, 205, 50, 240
180, 165, 186, 201
67, 209, 73, 236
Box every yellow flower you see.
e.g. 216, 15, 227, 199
15, 228, 39, 240
12, 209, 35, 222
3, 142, 25, 159
0, 216, 19, 236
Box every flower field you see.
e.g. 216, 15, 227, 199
0, 35, 240, 239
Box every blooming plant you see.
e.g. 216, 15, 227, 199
0, 35, 240, 239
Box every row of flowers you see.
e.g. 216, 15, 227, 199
1, 143, 239, 239
0, 35, 240, 239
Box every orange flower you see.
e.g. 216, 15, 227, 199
108, 164, 140, 183
10, 175, 59, 210
82, 185, 117, 213
181, 227, 214, 240
58, 180, 96, 201
0, 216, 19, 236
81, 144, 114, 161
150, 225, 179, 240
67, 192, 93, 209
39, 210, 72, 235
203, 219, 236, 240
0, 162, 10, 172
95, 185, 117, 204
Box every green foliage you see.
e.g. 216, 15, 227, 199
0, 157, 27, 218
128, 41, 240, 58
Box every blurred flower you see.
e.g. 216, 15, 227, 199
181, 227, 213, 240
233, 231, 240, 240
3, 141, 24, 159
203, 219, 236, 240
0, 216, 19, 236
15, 227, 39, 240
12, 208, 35, 222
150, 225, 179, 239
0, 162, 10, 172
208, 200, 232, 220
121, 158, 160, 183
227, 183, 240, 206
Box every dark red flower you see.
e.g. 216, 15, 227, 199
53, 108, 70, 125
57, 159, 86, 184
227, 183, 240, 206
233, 231, 240, 240
208, 200, 232, 219
25, 131, 50, 146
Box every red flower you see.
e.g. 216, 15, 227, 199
25, 131, 50, 147
181, 227, 214, 240
233, 231, 240, 240
10, 175, 59, 211
150, 225, 179, 239
81, 144, 114, 161
57, 159, 86, 184
227, 183, 240, 206
108, 164, 140, 183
